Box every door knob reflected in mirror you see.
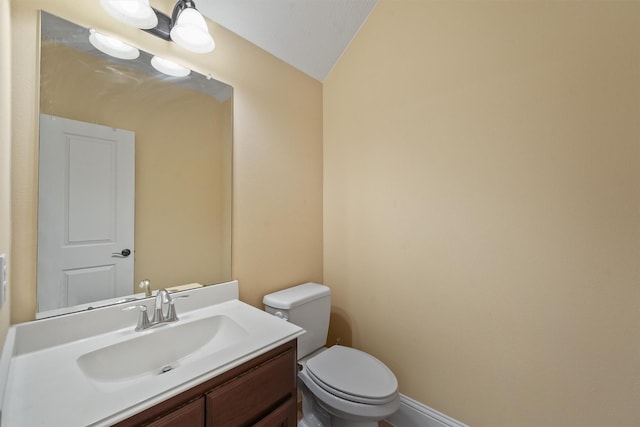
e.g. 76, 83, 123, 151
112, 249, 131, 258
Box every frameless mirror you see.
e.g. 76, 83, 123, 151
37, 12, 232, 318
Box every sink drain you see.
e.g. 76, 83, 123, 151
160, 365, 174, 374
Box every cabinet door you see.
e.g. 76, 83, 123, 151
252, 397, 297, 427
206, 348, 296, 426
147, 398, 205, 427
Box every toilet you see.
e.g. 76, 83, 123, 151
263, 283, 400, 427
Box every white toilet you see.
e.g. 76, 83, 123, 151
263, 283, 400, 427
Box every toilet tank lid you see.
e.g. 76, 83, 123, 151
263, 283, 330, 309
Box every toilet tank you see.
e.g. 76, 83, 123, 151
263, 283, 331, 359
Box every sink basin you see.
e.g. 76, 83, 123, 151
77, 314, 248, 383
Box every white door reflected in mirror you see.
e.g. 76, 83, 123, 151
37, 114, 135, 313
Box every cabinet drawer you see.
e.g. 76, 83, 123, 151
252, 397, 297, 427
147, 398, 204, 427
206, 348, 295, 426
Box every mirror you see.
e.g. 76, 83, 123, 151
37, 12, 232, 318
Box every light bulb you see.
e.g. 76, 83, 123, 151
89, 29, 140, 60
170, 8, 215, 53
100, 0, 158, 29
150, 56, 191, 77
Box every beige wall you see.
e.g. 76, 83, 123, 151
40, 43, 230, 293
12, 0, 638, 425
0, 0, 12, 344
10, 0, 323, 323
324, 1, 640, 427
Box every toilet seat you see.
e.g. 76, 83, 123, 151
305, 346, 398, 404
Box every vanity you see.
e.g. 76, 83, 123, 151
0, 281, 304, 426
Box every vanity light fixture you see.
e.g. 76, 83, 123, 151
99, 0, 158, 29
150, 55, 191, 77
169, 1, 215, 53
100, 0, 215, 54
88, 29, 140, 60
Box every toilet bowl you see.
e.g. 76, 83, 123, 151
263, 283, 400, 427
299, 345, 400, 427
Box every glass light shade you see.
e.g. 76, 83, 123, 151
100, 0, 158, 29
89, 30, 140, 60
170, 8, 215, 53
150, 56, 191, 77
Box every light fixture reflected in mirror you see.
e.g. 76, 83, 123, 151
150, 56, 191, 77
100, 0, 215, 54
99, 0, 158, 29
88, 29, 140, 60
87, 27, 193, 77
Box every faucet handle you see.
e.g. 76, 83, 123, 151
165, 295, 189, 322
123, 305, 151, 331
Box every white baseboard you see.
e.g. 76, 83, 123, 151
386, 394, 469, 427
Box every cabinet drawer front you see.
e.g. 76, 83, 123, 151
252, 397, 297, 427
206, 349, 295, 426
147, 398, 205, 427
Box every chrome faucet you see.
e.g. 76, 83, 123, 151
124, 288, 188, 331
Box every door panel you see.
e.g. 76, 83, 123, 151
67, 138, 115, 243
63, 265, 116, 306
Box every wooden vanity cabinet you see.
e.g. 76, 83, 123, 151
114, 340, 297, 427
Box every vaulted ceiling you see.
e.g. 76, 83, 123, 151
197, 0, 378, 82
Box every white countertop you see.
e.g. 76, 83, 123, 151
0, 281, 304, 426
